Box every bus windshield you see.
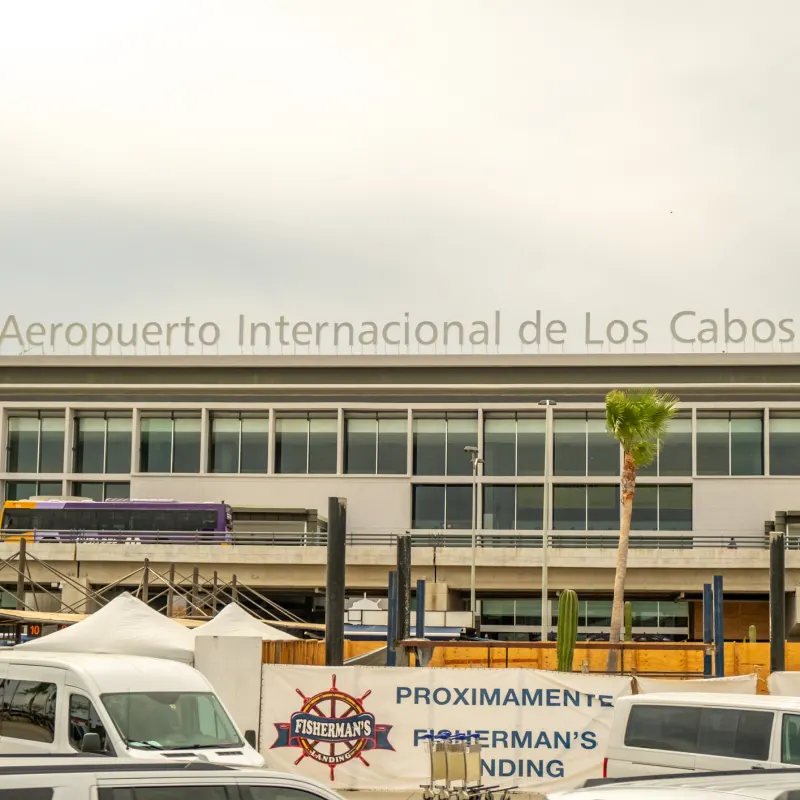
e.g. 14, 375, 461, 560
102, 691, 242, 750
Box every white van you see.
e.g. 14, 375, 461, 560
605, 693, 800, 777
0, 651, 264, 767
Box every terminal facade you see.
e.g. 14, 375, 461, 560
0, 352, 798, 642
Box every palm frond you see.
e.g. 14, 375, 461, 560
605, 387, 679, 461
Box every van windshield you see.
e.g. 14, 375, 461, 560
101, 691, 242, 750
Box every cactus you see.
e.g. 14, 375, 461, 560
748, 624, 756, 644
556, 589, 579, 672
624, 601, 633, 642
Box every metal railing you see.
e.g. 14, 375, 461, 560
0, 528, 791, 549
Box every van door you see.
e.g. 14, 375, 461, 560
0, 664, 65, 754
66, 691, 114, 755
774, 711, 800, 769
693, 706, 777, 771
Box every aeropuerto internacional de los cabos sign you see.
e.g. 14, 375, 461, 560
0, 310, 797, 355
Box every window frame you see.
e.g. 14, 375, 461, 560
139, 413, 201, 474
6, 412, 66, 474
274, 414, 337, 475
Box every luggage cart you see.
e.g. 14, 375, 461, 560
420, 732, 516, 800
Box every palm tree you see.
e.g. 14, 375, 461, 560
605, 388, 678, 672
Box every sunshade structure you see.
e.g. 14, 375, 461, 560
193, 602, 298, 641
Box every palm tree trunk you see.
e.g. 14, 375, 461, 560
607, 451, 637, 672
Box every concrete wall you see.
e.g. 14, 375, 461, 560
131, 475, 411, 531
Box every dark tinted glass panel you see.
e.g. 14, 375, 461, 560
37, 481, 63, 497
731, 415, 763, 476
553, 485, 585, 530
39, 417, 65, 473
0, 790, 53, 800
446, 418, 477, 477
697, 415, 729, 476
412, 485, 445, 529
633, 601, 658, 627
483, 417, 515, 476
275, 418, 307, 474
658, 417, 692, 476
483, 485, 515, 529
659, 485, 692, 531
517, 417, 545, 476
659, 601, 689, 628
587, 485, 619, 530
377, 417, 407, 474
1, 679, 57, 742
99, 789, 231, 800
345, 418, 376, 474
481, 599, 514, 626
587, 417, 618, 476
240, 418, 269, 473
697, 707, 771, 760
73, 482, 104, 502
210, 417, 239, 473
446, 485, 472, 529
241, 788, 332, 800
517, 485, 544, 530
515, 599, 542, 626
173, 418, 201, 473
75, 417, 105, 473
308, 417, 337, 474
106, 417, 132, 474
771, 415, 800, 476
624, 704, 700, 751
631, 485, 657, 531
69, 694, 109, 752
140, 418, 172, 472
7, 417, 39, 473
587, 600, 612, 627
413, 418, 446, 475
783, 714, 800, 765
554, 418, 585, 476
105, 483, 130, 500
5, 482, 37, 502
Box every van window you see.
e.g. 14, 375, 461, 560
241, 789, 330, 800
99, 789, 236, 800
0, 679, 57, 743
69, 694, 109, 752
783, 714, 800, 765
0, 791, 52, 800
625, 704, 773, 761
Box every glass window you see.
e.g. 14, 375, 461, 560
659, 485, 692, 531
587, 485, 620, 530
483, 417, 515, 476
413, 415, 477, 476
515, 599, 542, 626
240, 417, 269, 473
412, 485, 473, 530
378, 416, 407, 474
308, 417, 337, 474
0, 790, 52, 800
99, 790, 230, 800
412, 485, 444, 529
632, 601, 659, 627
7, 414, 64, 474
696, 707, 772, 760
639, 416, 692, 477
69, 694, 109, 752
483, 485, 515, 529
210, 416, 240, 473
624, 704, 701, 751
74, 416, 105, 473
631, 485, 658, 531
73, 482, 104, 501
553, 485, 586, 530
731, 415, 763, 476
659, 601, 689, 628
275, 417, 307, 474
553, 417, 586, 476
771, 414, 800, 476
518, 416, 546, 476
139, 418, 172, 473
106, 417, 133, 474
345, 417, 377, 474
5, 481, 62, 501
697, 412, 764, 477
587, 416, 619, 476
782, 713, 800, 765
173, 417, 201, 473
587, 600, 612, 627
241, 788, 334, 800
481, 599, 514, 626
517, 485, 544, 530
72, 482, 130, 502
1, 679, 57, 742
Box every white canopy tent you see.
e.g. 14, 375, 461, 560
193, 602, 297, 641
16, 592, 196, 663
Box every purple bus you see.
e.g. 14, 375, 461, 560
0, 499, 233, 544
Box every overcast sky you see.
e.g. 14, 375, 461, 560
2, 1, 799, 355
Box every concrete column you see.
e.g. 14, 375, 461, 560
61, 577, 96, 614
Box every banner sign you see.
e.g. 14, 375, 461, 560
635, 673, 757, 694
261, 665, 632, 792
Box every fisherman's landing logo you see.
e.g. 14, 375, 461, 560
271, 674, 394, 781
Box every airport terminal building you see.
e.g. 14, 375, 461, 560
0, 352, 799, 642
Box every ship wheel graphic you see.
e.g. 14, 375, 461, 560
293, 675, 374, 781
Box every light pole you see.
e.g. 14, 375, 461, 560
464, 445, 483, 629
538, 399, 557, 642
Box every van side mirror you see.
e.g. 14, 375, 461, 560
244, 730, 257, 749
81, 733, 102, 754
